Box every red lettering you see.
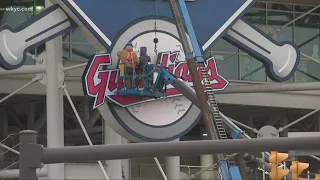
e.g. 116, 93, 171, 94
108, 71, 118, 92
84, 54, 112, 109
175, 63, 192, 82
170, 53, 177, 62
184, 70, 192, 82
168, 65, 174, 74
108, 71, 125, 91
159, 52, 177, 74
174, 63, 183, 77
205, 59, 217, 81
159, 53, 168, 67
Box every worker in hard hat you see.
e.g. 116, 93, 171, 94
117, 42, 139, 89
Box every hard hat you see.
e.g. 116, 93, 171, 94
126, 42, 133, 47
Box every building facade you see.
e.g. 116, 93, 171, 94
0, 0, 319, 179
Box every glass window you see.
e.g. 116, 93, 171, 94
252, 2, 266, 9
67, 44, 97, 61
294, 5, 320, 14
206, 39, 239, 80
240, 9, 268, 82
267, 2, 293, 11
239, 55, 266, 82
243, 9, 266, 26
214, 53, 239, 80
294, 13, 320, 58
294, 11, 320, 82
63, 43, 71, 60
62, 27, 98, 61
71, 28, 90, 43
295, 59, 320, 83
267, 11, 293, 42
63, 31, 70, 42
209, 39, 238, 53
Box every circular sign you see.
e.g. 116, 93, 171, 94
98, 18, 201, 142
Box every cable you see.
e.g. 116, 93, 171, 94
153, 0, 159, 54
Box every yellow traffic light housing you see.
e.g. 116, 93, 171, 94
269, 151, 289, 180
290, 161, 309, 180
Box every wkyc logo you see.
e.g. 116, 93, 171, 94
82, 52, 228, 109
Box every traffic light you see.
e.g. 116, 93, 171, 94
315, 174, 320, 180
243, 153, 259, 169
269, 151, 290, 180
290, 161, 309, 180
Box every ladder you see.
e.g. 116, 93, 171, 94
198, 62, 236, 167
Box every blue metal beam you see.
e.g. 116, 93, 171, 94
177, 0, 204, 61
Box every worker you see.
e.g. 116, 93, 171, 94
138, 46, 151, 74
117, 42, 139, 89
136, 47, 151, 89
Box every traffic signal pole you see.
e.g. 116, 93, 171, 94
19, 130, 320, 180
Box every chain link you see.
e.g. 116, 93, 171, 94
154, 0, 158, 54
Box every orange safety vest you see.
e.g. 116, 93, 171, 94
124, 52, 136, 74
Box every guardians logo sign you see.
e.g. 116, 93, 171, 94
82, 52, 228, 109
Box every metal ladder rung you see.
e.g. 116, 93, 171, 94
197, 62, 237, 167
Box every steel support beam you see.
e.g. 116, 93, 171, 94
45, 0, 65, 178
121, 138, 130, 180
165, 139, 180, 180
105, 123, 121, 180
0, 65, 45, 75
0, 168, 47, 178
218, 82, 320, 94
40, 136, 320, 164
278, 108, 320, 133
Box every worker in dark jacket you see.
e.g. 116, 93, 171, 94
138, 47, 151, 74
138, 47, 151, 88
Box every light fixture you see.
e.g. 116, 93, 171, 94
28, 5, 45, 15
202, 133, 207, 136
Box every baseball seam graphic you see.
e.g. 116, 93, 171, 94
131, 104, 141, 113
173, 97, 185, 115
